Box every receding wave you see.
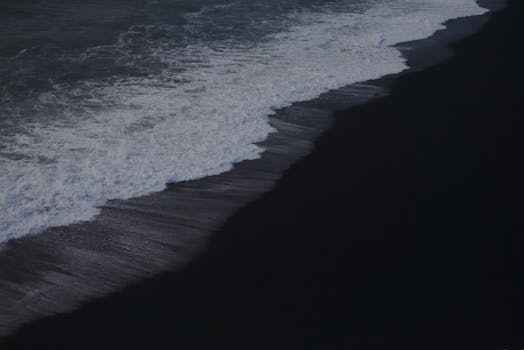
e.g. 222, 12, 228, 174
0, 0, 487, 242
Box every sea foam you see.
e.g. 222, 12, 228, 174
0, 0, 487, 242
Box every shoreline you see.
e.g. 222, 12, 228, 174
0, 1, 515, 347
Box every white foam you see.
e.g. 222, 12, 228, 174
0, 0, 487, 242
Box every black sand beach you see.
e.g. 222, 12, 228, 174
3, 1, 523, 349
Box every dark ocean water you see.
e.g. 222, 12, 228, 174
0, 0, 486, 242
0, 0, 489, 339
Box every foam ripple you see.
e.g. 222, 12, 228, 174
0, 0, 487, 242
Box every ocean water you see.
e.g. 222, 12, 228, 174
0, 0, 487, 242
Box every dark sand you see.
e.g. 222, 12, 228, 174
3, 0, 523, 349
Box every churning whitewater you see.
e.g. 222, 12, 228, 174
0, 0, 486, 242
